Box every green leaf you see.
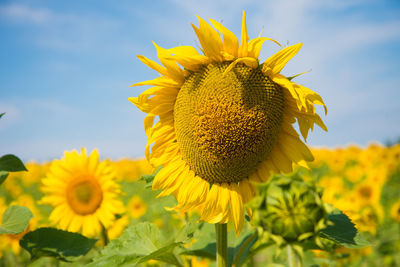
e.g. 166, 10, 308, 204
232, 231, 258, 267
89, 222, 196, 266
141, 174, 155, 188
0, 171, 9, 185
181, 222, 259, 267
0, 154, 27, 172
20, 228, 97, 261
0, 112, 4, 119
320, 212, 370, 248
0, 206, 33, 234
141, 166, 162, 188
181, 222, 216, 259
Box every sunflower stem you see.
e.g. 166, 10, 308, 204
100, 223, 109, 246
215, 223, 228, 267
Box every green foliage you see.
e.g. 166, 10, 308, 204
0, 171, 9, 186
141, 174, 155, 189
381, 168, 400, 214
0, 154, 27, 186
0, 154, 27, 172
140, 166, 161, 188
320, 212, 370, 248
20, 227, 97, 262
0, 205, 33, 234
0, 112, 4, 119
88, 222, 196, 267
182, 222, 259, 267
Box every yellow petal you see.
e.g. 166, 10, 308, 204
224, 57, 258, 75
131, 76, 180, 88
263, 43, 303, 75
209, 18, 239, 57
137, 55, 169, 77
239, 179, 256, 203
238, 10, 249, 57
229, 183, 244, 236
192, 15, 223, 60
279, 131, 314, 163
270, 144, 293, 173
248, 37, 280, 58
153, 42, 185, 83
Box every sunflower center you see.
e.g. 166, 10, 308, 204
66, 175, 103, 215
174, 62, 285, 184
359, 186, 372, 199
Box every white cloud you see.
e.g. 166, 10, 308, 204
0, 4, 51, 24
0, 3, 122, 52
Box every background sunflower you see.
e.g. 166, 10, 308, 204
40, 148, 124, 237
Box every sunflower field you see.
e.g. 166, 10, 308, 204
1, 143, 399, 267
1, 10, 400, 267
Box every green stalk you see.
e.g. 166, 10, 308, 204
215, 223, 228, 267
100, 223, 109, 246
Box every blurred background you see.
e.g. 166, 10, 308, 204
1, 0, 399, 162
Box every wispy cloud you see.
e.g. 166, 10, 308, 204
0, 3, 51, 24
0, 2, 121, 52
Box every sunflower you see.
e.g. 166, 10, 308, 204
127, 195, 147, 219
130, 11, 327, 235
40, 148, 124, 237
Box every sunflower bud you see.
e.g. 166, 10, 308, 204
253, 176, 331, 247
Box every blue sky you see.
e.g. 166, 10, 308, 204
1, 0, 399, 162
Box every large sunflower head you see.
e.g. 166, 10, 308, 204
40, 148, 124, 237
130, 11, 327, 235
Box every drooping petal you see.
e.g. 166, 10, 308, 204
229, 183, 244, 236
224, 57, 258, 74
248, 37, 281, 58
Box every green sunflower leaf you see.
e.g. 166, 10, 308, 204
88, 222, 196, 267
0, 112, 5, 119
181, 222, 259, 267
141, 174, 155, 188
141, 166, 161, 188
0, 154, 27, 172
232, 230, 258, 267
0, 205, 33, 234
0, 171, 9, 185
320, 212, 370, 248
19, 227, 97, 262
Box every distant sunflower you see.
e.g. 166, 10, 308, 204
40, 148, 124, 237
130, 11, 327, 234
127, 195, 147, 219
